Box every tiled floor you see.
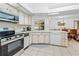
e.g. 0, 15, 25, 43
21, 40, 79, 56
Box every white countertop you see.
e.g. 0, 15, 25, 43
16, 30, 68, 33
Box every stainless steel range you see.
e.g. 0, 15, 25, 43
0, 30, 24, 56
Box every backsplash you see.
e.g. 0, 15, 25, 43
0, 21, 26, 32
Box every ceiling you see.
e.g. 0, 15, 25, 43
27, 3, 78, 9
20, 3, 79, 16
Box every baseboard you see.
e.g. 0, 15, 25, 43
31, 43, 67, 47
31, 43, 50, 45
24, 44, 32, 50
50, 44, 68, 48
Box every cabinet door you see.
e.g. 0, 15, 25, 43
32, 33, 39, 43
24, 36, 30, 48
50, 33, 62, 45
19, 11, 25, 25
24, 37, 27, 48
44, 33, 49, 43
28, 16, 32, 25
61, 33, 68, 46
0, 4, 18, 16
25, 15, 29, 25
8, 6, 18, 16
38, 33, 45, 43
0, 4, 9, 12
29, 33, 32, 45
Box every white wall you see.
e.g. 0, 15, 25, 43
32, 14, 79, 30
65, 18, 74, 29
32, 15, 49, 30
0, 21, 26, 32
49, 17, 75, 29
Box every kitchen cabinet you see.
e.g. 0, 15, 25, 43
7, 5, 18, 16
19, 11, 25, 25
32, 33, 39, 43
0, 3, 18, 16
31, 31, 68, 46
29, 33, 32, 45
50, 32, 61, 45
50, 31, 68, 46
24, 15, 28, 25
38, 33, 45, 43
24, 36, 29, 48
61, 32, 68, 46
24, 15, 32, 25
31, 32, 49, 44
19, 11, 32, 25
28, 16, 32, 25
24, 34, 32, 48
25, 15, 32, 25
44, 33, 50, 43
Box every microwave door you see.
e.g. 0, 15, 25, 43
0, 12, 15, 20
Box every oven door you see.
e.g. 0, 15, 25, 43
1, 38, 24, 56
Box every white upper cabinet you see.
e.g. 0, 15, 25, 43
19, 11, 25, 25
0, 3, 18, 16
24, 14, 29, 25
7, 5, 18, 16
25, 15, 32, 25
28, 16, 32, 25
19, 11, 32, 25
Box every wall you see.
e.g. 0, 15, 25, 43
0, 21, 26, 32
32, 15, 49, 31
32, 14, 79, 30
49, 17, 75, 29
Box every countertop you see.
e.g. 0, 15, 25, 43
17, 30, 68, 33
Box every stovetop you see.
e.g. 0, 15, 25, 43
0, 33, 24, 43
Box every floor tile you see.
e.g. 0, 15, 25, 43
21, 40, 79, 56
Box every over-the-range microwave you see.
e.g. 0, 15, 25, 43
0, 11, 19, 22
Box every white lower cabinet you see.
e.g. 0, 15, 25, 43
50, 33, 61, 45
61, 33, 68, 46
32, 33, 39, 43
32, 35, 38, 43
44, 33, 50, 43
38, 33, 45, 43
50, 32, 68, 46
24, 36, 30, 48
29, 34, 32, 45
32, 32, 49, 44
31, 31, 68, 46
